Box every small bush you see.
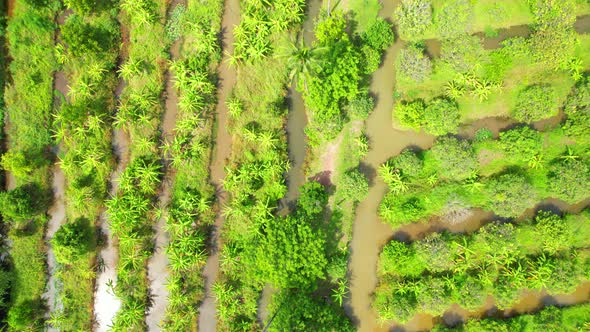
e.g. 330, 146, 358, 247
484, 173, 538, 218
362, 18, 394, 50
394, 99, 426, 130
392, 149, 423, 178
549, 159, 590, 204
441, 35, 485, 73
52, 218, 92, 264
397, 46, 432, 83
513, 85, 558, 123
0, 184, 49, 225
431, 137, 477, 181
394, 0, 432, 40
339, 169, 369, 202
423, 98, 460, 135
346, 93, 374, 119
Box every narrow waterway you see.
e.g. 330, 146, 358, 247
94, 128, 128, 332
43, 163, 65, 330
347, 2, 437, 331
197, 0, 239, 330
145, 2, 183, 328
93, 23, 130, 332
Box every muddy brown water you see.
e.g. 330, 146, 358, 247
197, 0, 239, 330
347, 1, 437, 331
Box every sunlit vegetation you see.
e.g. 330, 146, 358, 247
161, 1, 222, 329
99, 0, 169, 329
375, 210, 590, 323
0, 0, 58, 329
214, 2, 294, 327
301, 10, 393, 143
432, 302, 590, 331
50, 1, 119, 329
393, 0, 590, 135
380, 76, 590, 227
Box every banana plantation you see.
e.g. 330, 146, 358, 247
0, 0, 589, 331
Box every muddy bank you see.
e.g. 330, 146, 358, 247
197, 0, 239, 330
144, 3, 183, 327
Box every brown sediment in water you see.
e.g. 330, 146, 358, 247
145, 1, 184, 329
198, 0, 239, 330
347, 1, 437, 331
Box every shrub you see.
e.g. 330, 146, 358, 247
548, 159, 590, 204
346, 93, 374, 119
397, 46, 432, 83
52, 218, 92, 264
62, 15, 116, 56
499, 126, 543, 160
267, 290, 355, 332
423, 98, 460, 135
441, 35, 485, 73
414, 233, 453, 272
394, 99, 425, 130
430, 137, 477, 181
339, 169, 369, 202
484, 173, 538, 218
394, 0, 432, 40
251, 216, 327, 288
563, 77, 590, 139
513, 85, 558, 123
392, 149, 423, 178
362, 18, 394, 50
360, 45, 382, 74
474, 128, 494, 142
0, 184, 49, 224
436, 0, 473, 38
1, 151, 34, 179
297, 181, 329, 218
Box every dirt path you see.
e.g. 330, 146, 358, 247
198, 0, 239, 330
145, 3, 183, 327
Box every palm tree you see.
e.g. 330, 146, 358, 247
280, 36, 327, 92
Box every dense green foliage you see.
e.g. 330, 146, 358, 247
161, 1, 223, 329
381, 74, 590, 227
394, 0, 431, 40
397, 45, 432, 83
513, 85, 558, 122
2, 0, 58, 329
375, 211, 590, 323
49, 0, 120, 328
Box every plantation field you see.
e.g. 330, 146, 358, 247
0, 0, 588, 331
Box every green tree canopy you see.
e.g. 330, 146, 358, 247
431, 137, 478, 181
